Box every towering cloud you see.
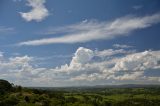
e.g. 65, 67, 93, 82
0, 47, 160, 86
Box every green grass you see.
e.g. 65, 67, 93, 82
1, 86, 160, 106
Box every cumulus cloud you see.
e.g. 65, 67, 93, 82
54, 47, 160, 83
71, 47, 94, 64
0, 55, 32, 73
0, 47, 160, 86
20, 0, 49, 22
54, 47, 94, 73
113, 50, 160, 71
18, 12, 160, 46
0, 54, 51, 86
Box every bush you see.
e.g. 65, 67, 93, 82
1, 95, 19, 106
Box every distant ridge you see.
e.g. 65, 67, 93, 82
27, 84, 160, 91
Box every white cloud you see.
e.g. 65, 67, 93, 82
147, 77, 160, 82
95, 49, 136, 57
114, 71, 144, 80
70, 73, 102, 81
0, 55, 32, 72
54, 47, 95, 73
52, 47, 160, 84
113, 44, 133, 49
20, 0, 49, 22
71, 47, 94, 64
113, 50, 160, 71
18, 12, 160, 46
71, 71, 144, 81
57, 48, 160, 83
0, 47, 160, 86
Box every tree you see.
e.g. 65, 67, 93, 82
0, 79, 12, 94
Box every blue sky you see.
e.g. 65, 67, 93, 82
0, 0, 160, 87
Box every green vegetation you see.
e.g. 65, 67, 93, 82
0, 79, 12, 94
0, 79, 160, 106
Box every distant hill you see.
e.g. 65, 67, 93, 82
92, 84, 160, 88
28, 84, 160, 92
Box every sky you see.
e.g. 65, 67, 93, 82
0, 0, 160, 87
